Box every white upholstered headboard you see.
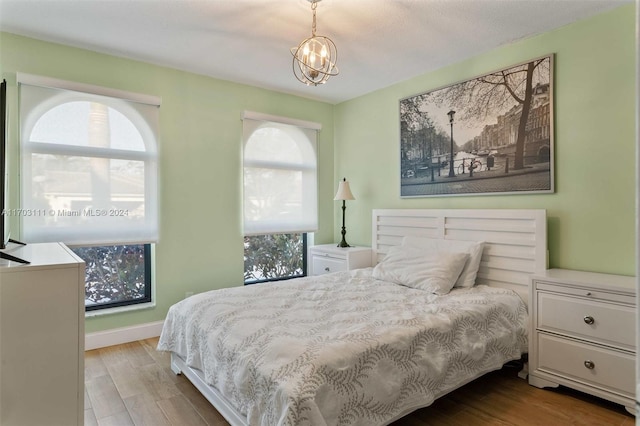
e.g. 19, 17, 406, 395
372, 209, 547, 304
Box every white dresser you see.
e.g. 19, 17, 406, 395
309, 244, 372, 276
0, 242, 85, 426
528, 268, 636, 414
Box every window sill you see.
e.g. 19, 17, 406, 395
85, 301, 156, 318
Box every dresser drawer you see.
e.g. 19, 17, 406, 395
312, 256, 347, 275
537, 333, 635, 397
536, 292, 636, 351
537, 292, 635, 350
536, 281, 635, 305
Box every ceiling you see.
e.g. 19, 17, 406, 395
0, 0, 630, 104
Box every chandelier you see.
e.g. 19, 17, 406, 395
290, 0, 339, 86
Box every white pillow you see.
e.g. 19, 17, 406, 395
372, 245, 469, 295
402, 236, 484, 288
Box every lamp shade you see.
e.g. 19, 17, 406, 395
334, 178, 355, 201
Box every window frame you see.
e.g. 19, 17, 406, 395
17, 74, 159, 313
241, 112, 319, 287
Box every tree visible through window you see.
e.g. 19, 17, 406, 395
244, 233, 306, 284
71, 244, 151, 310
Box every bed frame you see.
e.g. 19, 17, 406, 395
171, 208, 548, 426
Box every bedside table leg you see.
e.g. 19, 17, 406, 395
517, 362, 528, 380
528, 375, 560, 389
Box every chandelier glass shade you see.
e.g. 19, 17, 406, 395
290, 0, 339, 86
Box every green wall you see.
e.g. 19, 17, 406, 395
0, 32, 335, 333
334, 4, 636, 277
0, 3, 635, 334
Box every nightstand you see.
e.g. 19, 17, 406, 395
309, 244, 372, 276
528, 269, 636, 414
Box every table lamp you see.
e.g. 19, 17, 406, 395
334, 177, 355, 247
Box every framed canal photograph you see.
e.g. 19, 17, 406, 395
400, 54, 554, 197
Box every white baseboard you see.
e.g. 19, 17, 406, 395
85, 320, 164, 351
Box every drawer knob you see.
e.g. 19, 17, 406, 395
584, 360, 595, 369
583, 315, 595, 325
324, 267, 330, 272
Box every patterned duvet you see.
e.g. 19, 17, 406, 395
158, 268, 528, 426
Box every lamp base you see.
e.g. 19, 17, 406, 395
337, 225, 350, 247
337, 201, 350, 247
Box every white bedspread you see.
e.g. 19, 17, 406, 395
158, 268, 527, 426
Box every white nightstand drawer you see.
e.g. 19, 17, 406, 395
308, 245, 372, 276
537, 292, 635, 350
312, 256, 347, 275
536, 282, 635, 305
537, 333, 635, 397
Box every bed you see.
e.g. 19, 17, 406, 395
158, 208, 547, 425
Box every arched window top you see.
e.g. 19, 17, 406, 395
19, 75, 159, 246
30, 101, 146, 151
242, 116, 319, 235
246, 127, 300, 163
244, 122, 316, 168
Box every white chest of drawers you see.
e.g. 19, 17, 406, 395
0, 242, 86, 426
528, 269, 636, 414
309, 244, 372, 276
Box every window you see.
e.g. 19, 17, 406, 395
71, 244, 151, 311
244, 233, 307, 284
242, 112, 319, 283
19, 74, 159, 311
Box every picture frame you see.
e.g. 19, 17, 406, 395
400, 54, 554, 198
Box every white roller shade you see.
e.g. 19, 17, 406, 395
19, 75, 159, 245
242, 114, 319, 235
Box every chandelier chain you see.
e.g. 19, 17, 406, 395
311, 1, 317, 36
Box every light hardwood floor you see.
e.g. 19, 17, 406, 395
85, 338, 634, 426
